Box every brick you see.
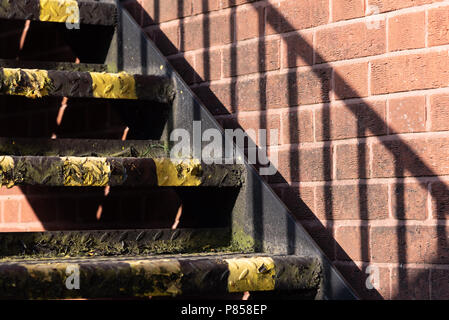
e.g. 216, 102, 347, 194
301, 220, 336, 259
180, 16, 203, 51
195, 48, 221, 81
281, 108, 314, 144
209, 11, 233, 46
315, 21, 386, 63
220, 0, 258, 8
335, 142, 370, 179
235, 5, 264, 41
428, 5, 449, 47
334, 263, 390, 300
316, 100, 386, 141
431, 269, 449, 299
279, 185, 316, 220
391, 182, 428, 220
139, 0, 192, 25
192, 0, 220, 15
222, 39, 280, 77
332, 0, 365, 22
220, 112, 281, 146
334, 62, 369, 100
21, 197, 57, 223
430, 93, 449, 131
193, 81, 233, 115
278, 146, 332, 182
236, 75, 266, 112
168, 53, 196, 84
181, 11, 233, 51
316, 183, 389, 220
266, 67, 332, 109
391, 267, 430, 299
388, 11, 425, 52
371, 137, 449, 178
430, 182, 449, 219
266, 0, 329, 34
388, 96, 426, 134
145, 22, 180, 55
368, 0, 441, 13
0, 186, 25, 196
371, 52, 449, 95
371, 226, 449, 263
335, 226, 370, 261
3, 199, 20, 223
281, 31, 313, 68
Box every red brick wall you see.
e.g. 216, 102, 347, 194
121, 0, 449, 299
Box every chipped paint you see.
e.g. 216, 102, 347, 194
90, 72, 137, 99
2, 68, 50, 98
225, 257, 275, 292
39, 0, 79, 23
63, 157, 110, 187
0, 156, 14, 188
154, 159, 202, 186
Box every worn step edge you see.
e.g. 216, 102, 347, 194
0, 68, 174, 103
0, 0, 117, 26
0, 228, 233, 259
0, 137, 171, 158
0, 254, 321, 298
0, 59, 109, 73
0, 155, 245, 187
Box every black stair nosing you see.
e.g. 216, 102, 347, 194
0, 227, 233, 259
0, 155, 245, 187
0, 137, 171, 158
0, 59, 109, 73
0, 67, 175, 103
0, 253, 321, 298
0, 0, 117, 26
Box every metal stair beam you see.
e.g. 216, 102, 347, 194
0, 155, 244, 187
0, 137, 171, 158
0, 228, 232, 258
0, 68, 174, 103
0, 0, 117, 26
0, 255, 321, 299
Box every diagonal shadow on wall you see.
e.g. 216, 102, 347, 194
125, 0, 449, 299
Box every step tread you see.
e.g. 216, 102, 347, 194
0, 155, 244, 187
0, 67, 174, 103
0, 253, 321, 298
0, 0, 117, 26
0, 59, 109, 73
0, 137, 171, 158
0, 228, 233, 258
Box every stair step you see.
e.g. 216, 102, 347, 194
0, 155, 244, 187
0, 254, 321, 298
0, 137, 170, 158
0, 0, 117, 26
0, 228, 232, 258
0, 67, 174, 103
0, 59, 109, 73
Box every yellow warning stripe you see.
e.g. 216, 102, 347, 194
90, 72, 137, 100
153, 158, 202, 187
63, 156, 110, 187
2, 68, 50, 98
39, 0, 79, 23
0, 156, 15, 188
225, 257, 276, 292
